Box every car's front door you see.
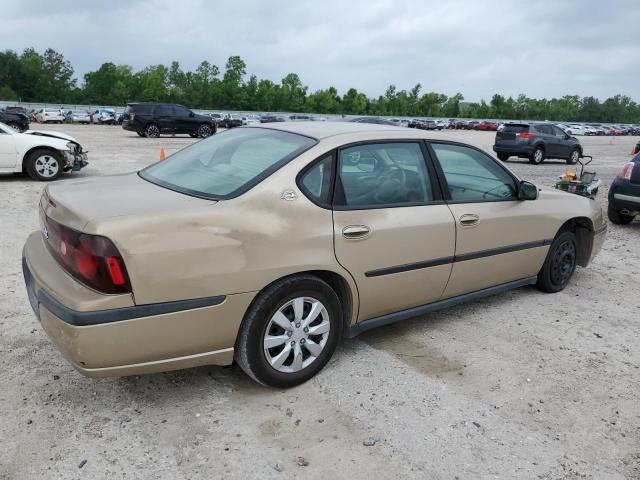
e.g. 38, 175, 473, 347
552, 125, 572, 158
173, 105, 195, 134
331, 141, 456, 322
429, 142, 550, 298
0, 129, 17, 168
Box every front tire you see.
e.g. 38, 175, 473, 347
25, 149, 63, 181
608, 205, 635, 225
235, 274, 342, 388
197, 124, 214, 138
567, 148, 580, 165
144, 123, 160, 138
536, 231, 577, 293
529, 146, 545, 165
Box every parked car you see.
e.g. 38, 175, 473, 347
347, 117, 397, 126
260, 115, 286, 123
244, 115, 260, 125
22, 122, 605, 387
35, 108, 65, 124
435, 120, 448, 130
207, 113, 225, 126
221, 113, 243, 129
564, 124, 587, 135
91, 109, 116, 125
474, 121, 499, 131
607, 154, 640, 225
122, 103, 217, 138
64, 110, 92, 124
4, 106, 30, 116
453, 120, 468, 130
0, 109, 30, 131
417, 120, 437, 130
493, 123, 583, 164
289, 115, 313, 121
407, 119, 423, 128
0, 121, 87, 180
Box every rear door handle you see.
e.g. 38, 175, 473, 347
342, 225, 371, 239
459, 214, 480, 227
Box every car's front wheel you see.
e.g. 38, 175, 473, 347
197, 124, 214, 138
608, 205, 635, 225
536, 231, 577, 293
25, 149, 63, 181
235, 274, 342, 388
530, 146, 545, 165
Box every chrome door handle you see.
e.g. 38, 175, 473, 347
342, 225, 371, 239
459, 214, 479, 227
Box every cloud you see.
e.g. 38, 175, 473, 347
1, 0, 639, 101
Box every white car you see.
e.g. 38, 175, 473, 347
35, 108, 65, 124
244, 115, 260, 125
565, 124, 587, 135
0, 122, 88, 181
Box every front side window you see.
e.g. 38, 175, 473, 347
552, 126, 567, 138
174, 105, 191, 116
141, 128, 316, 199
431, 143, 517, 202
335, 143, 433, 207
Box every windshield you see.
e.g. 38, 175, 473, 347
140, 127, 316, 199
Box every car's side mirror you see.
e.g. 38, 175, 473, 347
518, 180, 538, 200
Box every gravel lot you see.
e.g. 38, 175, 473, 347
1, 124, 639, 479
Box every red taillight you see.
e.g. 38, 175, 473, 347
518, 132, 535, 139
618, 162, 634, 180
42, 216, 132, 294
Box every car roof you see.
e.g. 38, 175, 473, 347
255, 121, 406, 139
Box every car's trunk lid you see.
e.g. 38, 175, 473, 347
496, 124, 529, 144
42, 173, 216, 231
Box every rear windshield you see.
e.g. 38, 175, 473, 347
502, 124, 528, 133
140, 127, 316, 199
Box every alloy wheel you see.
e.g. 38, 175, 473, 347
34, 155, 60, 178
534, 149, 543, 163
263, 297, 330, 373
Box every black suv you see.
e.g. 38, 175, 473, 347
493, 123, 582, 164
608, 154, 640, 225
0, 109, 29, 131
122, 103, 217, 138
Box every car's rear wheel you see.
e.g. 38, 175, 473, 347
144, 123, 160, 138
536, 231, 577, 293
567, 148, 580, 165
235, 274, 342, 388
25, 149, 63, 181
530, 146, 545, 165
497, 153, 509, 161
608, 205, 635, 225
197, 124, 213, 138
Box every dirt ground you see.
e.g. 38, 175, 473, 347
1, 124, 639, 479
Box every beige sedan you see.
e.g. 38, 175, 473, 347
22, 122, 606, 387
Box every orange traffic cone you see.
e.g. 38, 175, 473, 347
159, 147, 166, 161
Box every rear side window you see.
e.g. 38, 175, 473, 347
335, 143, 433, 208
141, 128, 316, 199
174, 105, 191, 116
503, 124, 528, 133
431, 143, 517, 202
156, 105, 173, 116
299, 155, 334, 207
131, 104, 153, 114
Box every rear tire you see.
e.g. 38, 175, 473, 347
529, 146, 545, 165
144, 123, 160, 138
608, 205, 635, 225
536, 231, 577, 293
567, 148, 580, 165
235, 274, 342, 388
25, 149, 63, 181
497, 153, 509, 161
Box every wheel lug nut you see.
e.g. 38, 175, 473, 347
303, 327, 309, 333
287, 331, 292, 337
295, 323, 301, 328
291, 341, 296, 346
300, 338, 306, 344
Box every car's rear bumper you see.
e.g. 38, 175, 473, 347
608, 179, 640, 213
22, 231, 256, 377
492, 144, 534, 156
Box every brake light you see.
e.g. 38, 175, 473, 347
42, 216, 132, 294
618, 162, 634, 180
518, 132, 535, 139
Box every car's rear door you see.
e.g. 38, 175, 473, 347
331, 141, 456, 322
428, 142, 550, 298
155, 105, 175, 133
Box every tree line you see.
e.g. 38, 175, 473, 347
1, 47, 639, 123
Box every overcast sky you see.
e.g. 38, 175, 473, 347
2, 0, 639, 101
